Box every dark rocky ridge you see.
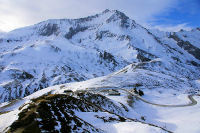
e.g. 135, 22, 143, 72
8, 92, 128, 133
169, 33, 200, 60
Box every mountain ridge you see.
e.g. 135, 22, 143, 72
0, 9, 200, 103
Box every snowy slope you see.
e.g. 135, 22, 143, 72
0, 9, 200, 104
0, 62, 200, 133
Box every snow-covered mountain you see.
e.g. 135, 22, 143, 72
0, 9, 200, 104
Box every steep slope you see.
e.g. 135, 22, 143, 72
0, 9, 200, 103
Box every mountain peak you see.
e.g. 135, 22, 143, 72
102, 9, 111, 14
102, 9, 129, 19
105, 10, 131, 28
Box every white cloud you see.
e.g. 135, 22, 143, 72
0, 0, 179, 31
152, 23, 192, 32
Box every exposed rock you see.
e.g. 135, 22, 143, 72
169, 33, 200, 60
9, 94, 102, 133
65, 26, 88, 39
39, 23, 59, 36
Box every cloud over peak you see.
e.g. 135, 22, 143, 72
0, 0, 198, 32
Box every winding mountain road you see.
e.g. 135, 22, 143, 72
121, 88, 198, 107
93, 87, 198, 107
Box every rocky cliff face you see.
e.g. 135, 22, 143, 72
0, 9, 200, 103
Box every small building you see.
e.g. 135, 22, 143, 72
60, 85, 65, 89
138, 89, 144, 96
133, 88, 138, 94
63, 90, 74, 95
108, 89, 120, 96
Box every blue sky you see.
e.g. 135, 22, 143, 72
0, 0, 199, 32
151, 0, 200, 29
